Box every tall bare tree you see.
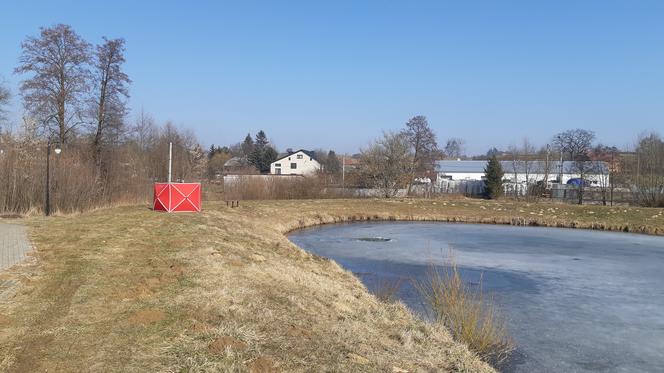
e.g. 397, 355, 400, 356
0, 80, 9, 126
401, 115, 439, 194
553, 129, 595, 204
15, 24, 91, 144
359, 132, 414, 198
589, 144, 618, 205
507, 138, 537, 198
90, 37, 130, 171
632, 133, 664, 207
444, 137, 465, 159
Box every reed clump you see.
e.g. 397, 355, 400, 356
415, 257, 515, 366
373, 277, 404, 303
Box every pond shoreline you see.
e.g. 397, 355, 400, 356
281, 210, 664, 237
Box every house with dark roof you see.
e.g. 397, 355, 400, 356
270, 149, 321, 175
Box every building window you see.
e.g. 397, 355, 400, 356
275, 163, 281, 167
291, 163, 297, 169
297, 154, 303, 159
275, 168, 281, 174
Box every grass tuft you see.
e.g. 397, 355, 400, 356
415, 253, 515, 367
373, 277, 404, 303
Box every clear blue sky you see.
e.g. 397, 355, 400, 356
1, 0, 663, 154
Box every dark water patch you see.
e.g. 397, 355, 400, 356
357, 237, 392, 242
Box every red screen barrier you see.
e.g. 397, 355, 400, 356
153, 183, 201, 212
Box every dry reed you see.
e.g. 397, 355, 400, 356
415, 254, 515, 366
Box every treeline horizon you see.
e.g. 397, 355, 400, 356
1, 24, 662, 213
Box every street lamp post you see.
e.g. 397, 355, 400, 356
44, 141, 61, 216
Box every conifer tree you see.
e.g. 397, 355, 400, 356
484, 155, 504, 199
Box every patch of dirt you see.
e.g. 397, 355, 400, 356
228, 259, 244, 267
128, 309, 165, 325
0, 313, 11, 327
208, 336, 247, 354
247, 356, 279, 373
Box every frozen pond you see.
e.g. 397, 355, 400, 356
288, 222, 664, 373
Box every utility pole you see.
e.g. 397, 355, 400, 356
559, 151, 564, 183
168, 142, 173, 183
610, 150, 614, 206
44, 142, 51, 216
342, 155, 346, 192
44, 140, 62, 216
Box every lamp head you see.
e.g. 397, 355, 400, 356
54, 146, 62, 155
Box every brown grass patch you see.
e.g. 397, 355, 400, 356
247, 356, 279, 373
128, 309, 166, 325
208, 336, 248, 354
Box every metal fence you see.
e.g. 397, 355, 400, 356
432, 179, 636, 205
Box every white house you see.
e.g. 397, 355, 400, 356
270, 149, 321, 176
435, 160, 609, 185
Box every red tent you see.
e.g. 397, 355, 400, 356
153, 183, 201, 212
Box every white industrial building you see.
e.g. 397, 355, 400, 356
435, 160, 609, 185
270, 149, 321, 176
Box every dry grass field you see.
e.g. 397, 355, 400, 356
0, 198, 663, 372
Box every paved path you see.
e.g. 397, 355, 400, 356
0, 223, 32, 272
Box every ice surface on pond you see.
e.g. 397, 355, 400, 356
289, 222, 664, 373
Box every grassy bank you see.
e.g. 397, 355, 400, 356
0, 198, 662, 372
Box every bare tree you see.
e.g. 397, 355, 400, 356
530, 143, 555, 198
90, 37, 130, 172
401, 115, 439, 194
131, 108, 157, 152
632, 133, 664, 207
0, 80, 9, 126
444, 137, 465, 159
521, 138, 536, 186
15, 24, 91, 144
505, 138, 536, 198
553, 129, 595, 204
589, 144, 618, 205
359, 132, 414, 198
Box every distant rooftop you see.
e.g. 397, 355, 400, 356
274, 149, 318, 162
435, 160, 608, 174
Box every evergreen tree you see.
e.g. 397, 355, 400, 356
326, 150, 341, 174
241, 133, 254, 157
254, 130, 269, 147
484, 155, 504, 199
248, 130, 278, 173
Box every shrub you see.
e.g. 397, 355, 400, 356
415, 257, 514, 366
